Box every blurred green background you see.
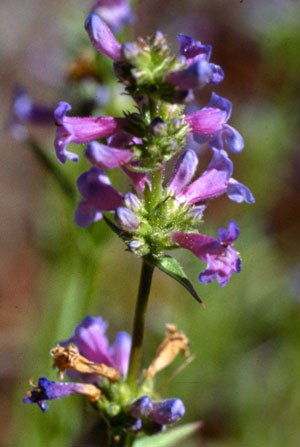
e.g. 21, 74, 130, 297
1, 0, 300, 446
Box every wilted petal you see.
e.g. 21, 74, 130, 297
85, 141, 133, 169
168, 149, 198, 195
85, 13, 123, 61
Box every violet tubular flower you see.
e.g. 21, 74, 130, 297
172, 221, 242, 287
167, 34, 224, 91
186, 93, 244, 153
23, 377, 100, 412
54, 101, 126, 163
169, 149, 254, 205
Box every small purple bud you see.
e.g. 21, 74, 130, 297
129, 396, 153, 419
115, 207, 140, 231
124, 192, 141, 212
128, 240, 144, 253
85, 13, 123, 61
150, 398, 185, 425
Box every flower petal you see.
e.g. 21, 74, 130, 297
85, 13, 123, 61
168, 149, 198, 195
85, 141, 133, 169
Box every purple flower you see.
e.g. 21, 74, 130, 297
150, 398, 185, 425
85, 13, 123, 61
91, 0, 135, 33
168, 149, 254, 205
178, 34, 212, 63
171, 221, 242, 286
85, 140, 134, 169
61, 315, 131, 378
10, 86, 54, 140
23, 377, 100, 412
186, 93, 244, 153
74, 167, 123, 227
54, 101, 126, 163
166, 35, 224, 90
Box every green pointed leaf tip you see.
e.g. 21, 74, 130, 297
145, 255, 205, 307
133, 421, 203, 447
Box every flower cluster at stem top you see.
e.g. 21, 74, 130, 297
52, 10, 254, 287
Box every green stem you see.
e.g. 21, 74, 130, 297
127, 259, 154, 387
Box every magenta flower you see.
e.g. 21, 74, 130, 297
185, 93, 244, 153
61, 315, 131, 378
85, 140, 134, 169
172, 221, 241, 286
85, 13, 123, 61
54, 101, 126, 163
91, 0, 135, 33
168, 149, 254, 205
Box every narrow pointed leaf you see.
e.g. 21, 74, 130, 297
145, 255, 204, 306
133, 421, 203, 447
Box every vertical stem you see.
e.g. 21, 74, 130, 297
127, 260, 154, 387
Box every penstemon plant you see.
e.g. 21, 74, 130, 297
21, 0, 254, 446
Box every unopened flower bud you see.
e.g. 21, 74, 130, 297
129, 395, 153, 419
150, 398, 185, 425
124, 192, 141, 212
115, 207, 140, 231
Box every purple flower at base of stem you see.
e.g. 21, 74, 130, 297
60, 316, 131, 379
150, 398, 185, 425
23, 377, 100, 412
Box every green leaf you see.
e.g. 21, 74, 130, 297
133, 422, 202, 447
145, 255, 204, 306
